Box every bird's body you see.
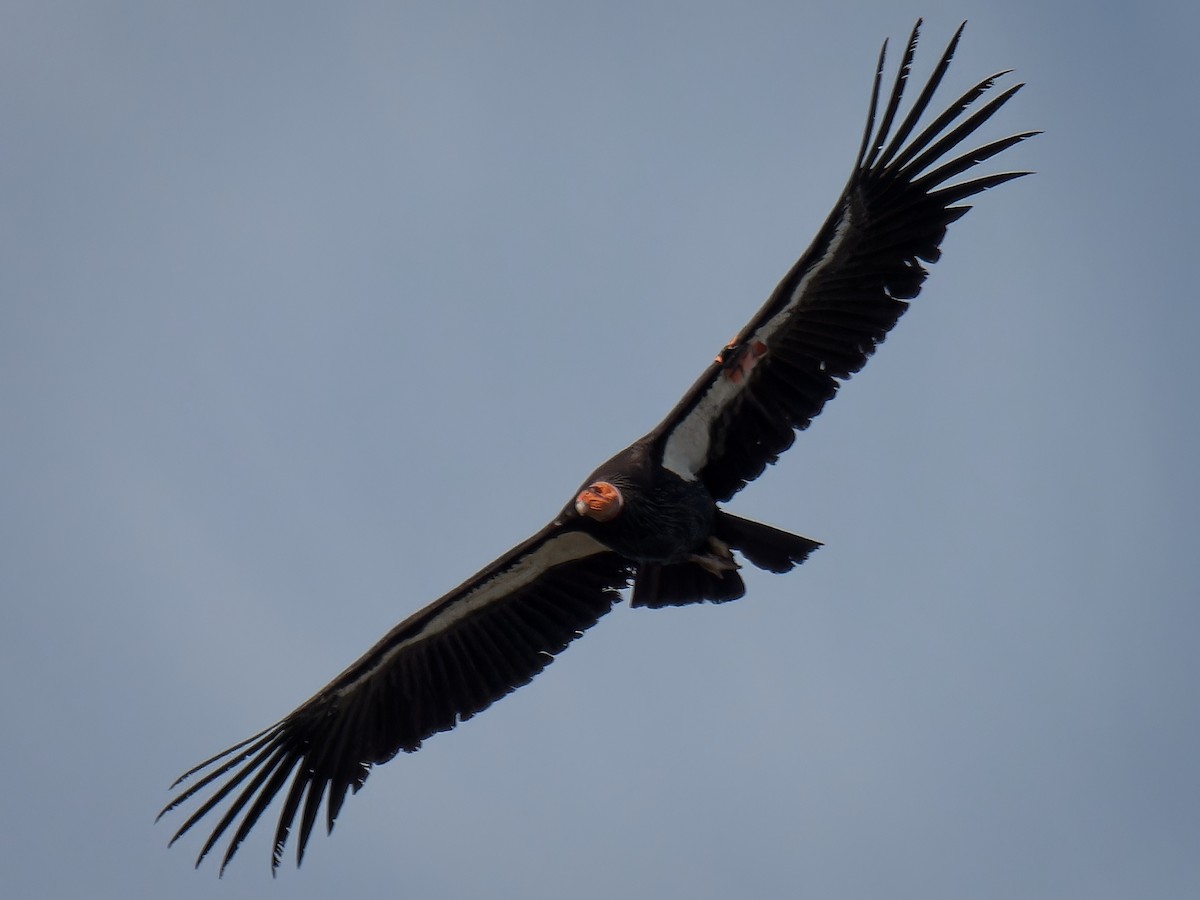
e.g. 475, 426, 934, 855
572, 438, 823, 606
161, 20, 1035, 874
575, 440, 719, 565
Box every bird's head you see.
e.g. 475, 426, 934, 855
574, 481, 623, 522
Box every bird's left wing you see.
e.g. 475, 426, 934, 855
650, 22, 1036, 502
159, 523, 631, 873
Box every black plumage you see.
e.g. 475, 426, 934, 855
160, 20, 1035, 874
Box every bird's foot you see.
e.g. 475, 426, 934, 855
688, 537, 740, 576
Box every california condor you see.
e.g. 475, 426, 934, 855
160, 20, 1035, 873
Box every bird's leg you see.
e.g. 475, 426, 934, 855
688, 536, 740, 576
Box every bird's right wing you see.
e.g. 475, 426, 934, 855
159, 522, 631, 873
649, 21, 1036, 502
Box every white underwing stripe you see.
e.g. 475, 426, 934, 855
332, 529, 609, 699
661, 204, 856, 480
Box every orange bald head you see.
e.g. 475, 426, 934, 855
574, 481, 623, 522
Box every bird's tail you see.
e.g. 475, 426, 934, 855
630, 513, 820, 608
714, 512, 822, 573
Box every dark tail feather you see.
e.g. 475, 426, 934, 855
630, 514, 819, 609
631, 561, 745, 609
714, 512, 822, 573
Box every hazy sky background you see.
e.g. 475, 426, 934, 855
4, 2, 1198, 898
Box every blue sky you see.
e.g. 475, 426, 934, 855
3, 2, 1198, 898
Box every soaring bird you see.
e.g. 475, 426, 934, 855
160, 21, 1034, 874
